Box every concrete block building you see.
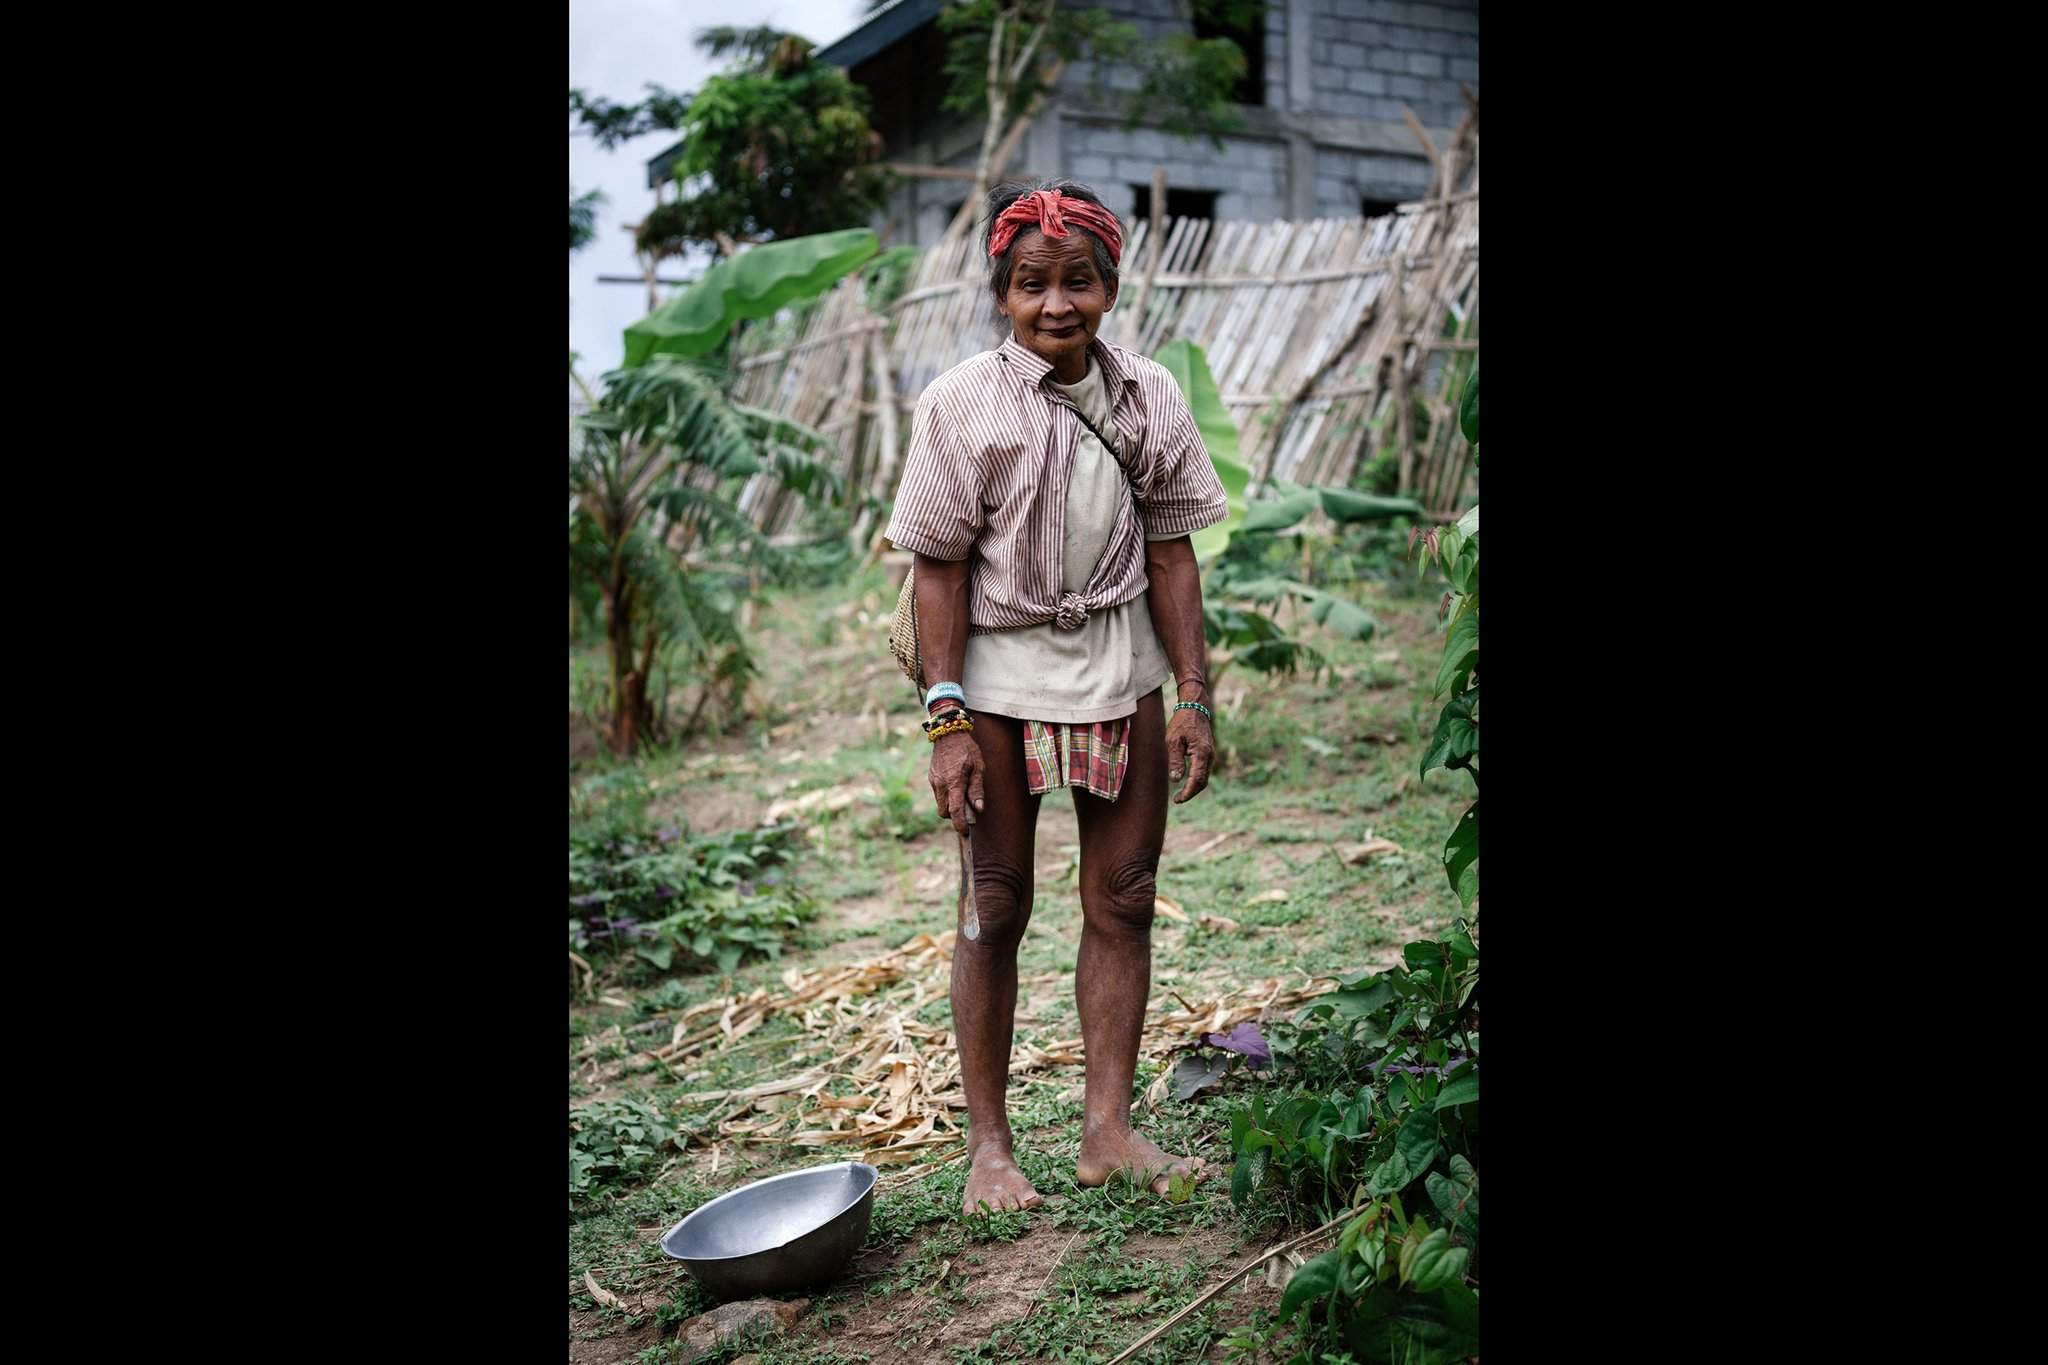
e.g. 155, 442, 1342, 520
807, 0, 1479, 244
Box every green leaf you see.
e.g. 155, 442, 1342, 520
1460, 366, 1478, 445
1365, 1152, 1410, 1197
1230, 1145, 1269, 1207
1433, 608, 1478, 698
1443, 799, 1478, 909
1455, 503, 1478, 539
1437, 1277, 1480, 1338
1397, 1221, 1427, 1286
1405, 1229, 1469, 1292
623, 228, 878, 367
1417, 692, 1478, 778
1425, 1155, 1478, 1241
1402, 940, 1442, 972
1434, 1071, 1478, 1110
1341, 1279, 1481, 1363
1395, 1113, 1441, 1185
636, 942, 674, 970
1445, 539, 1478, 596
1155, 338, 1248, 564
1240, 488, 1318, 533
1333, 977, 1394, 1017
1278, 1250, 1342, 1320
1319, 488, 1425, 523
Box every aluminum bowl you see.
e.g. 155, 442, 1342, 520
659, 1161, 878, 1298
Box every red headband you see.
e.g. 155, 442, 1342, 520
988, 189, 1124, 267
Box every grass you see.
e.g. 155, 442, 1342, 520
568, 553, 1470, 1361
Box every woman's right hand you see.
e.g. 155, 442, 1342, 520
929, 731, 986, 835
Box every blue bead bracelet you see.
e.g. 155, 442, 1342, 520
1174, 700, 1213, 721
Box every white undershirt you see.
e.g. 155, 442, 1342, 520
962, 358, 1173, 723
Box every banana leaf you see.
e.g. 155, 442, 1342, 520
623, 228, 879, 368
1155, 338, 1248, 564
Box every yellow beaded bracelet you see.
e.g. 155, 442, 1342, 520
924, 714, 975, 742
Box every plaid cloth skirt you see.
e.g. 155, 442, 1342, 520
1021, 716, 1131, 801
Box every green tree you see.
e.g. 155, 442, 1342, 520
570, 28, 892, 265
901, 0, 1266, 224
569, 186, 603, 254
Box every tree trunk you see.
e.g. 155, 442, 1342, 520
604, 577, 637, 756
967, 11, 1012, 213
942, 9, 1059, 244
602, 572, 658, 757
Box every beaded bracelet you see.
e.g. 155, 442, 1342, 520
1174, 700, 1213, 722
924, 714, 975, 742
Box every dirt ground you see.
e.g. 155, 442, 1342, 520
569, 561, 1466, 1362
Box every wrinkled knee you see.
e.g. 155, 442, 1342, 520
1088, 854, 1158, 936
966, 860, 1033, 951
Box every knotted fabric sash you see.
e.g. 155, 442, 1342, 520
988, 190, 1124, 266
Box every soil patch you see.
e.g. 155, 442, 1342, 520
568, 1308, 663, 1365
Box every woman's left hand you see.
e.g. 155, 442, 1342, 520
1166, 705, 1214, 804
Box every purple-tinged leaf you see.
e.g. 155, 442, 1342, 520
1171, 1052, 1233, 1101
1201, 1022, 1272, 1069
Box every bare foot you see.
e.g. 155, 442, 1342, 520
1075, 1127, 1207, 1198
961, 1145, 1044, 1215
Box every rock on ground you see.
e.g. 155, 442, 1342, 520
674, 1298, 807, 1363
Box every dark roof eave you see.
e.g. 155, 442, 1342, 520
814, 0, 945, 71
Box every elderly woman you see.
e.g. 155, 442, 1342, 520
885, 179, 1228, 1214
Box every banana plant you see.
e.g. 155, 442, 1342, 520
1158, 338, 1418, 682
572, 356, 840, 753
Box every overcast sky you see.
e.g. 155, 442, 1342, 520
570, 0, 871, 383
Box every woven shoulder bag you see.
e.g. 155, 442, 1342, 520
888, 567, 923, 691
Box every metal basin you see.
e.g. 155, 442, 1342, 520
659, 1161, 878, 1298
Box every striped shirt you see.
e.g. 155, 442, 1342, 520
885, 334, 1229, 633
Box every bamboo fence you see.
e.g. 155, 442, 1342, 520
726, 153, 1476, 539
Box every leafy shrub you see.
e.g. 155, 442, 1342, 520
1412, 507, 1477, 911
1157, 335, 1410, 682
1411, 364, 1478, 909
569, 821, 815, 975
1217, 928, 1479, 1363
569, 1098, 676, 1210
1270, 1187, 1479, 1365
